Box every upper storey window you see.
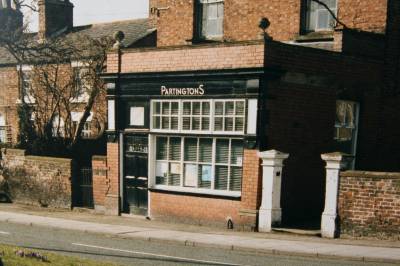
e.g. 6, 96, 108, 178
304, 0, 337, 32
197, 0, 224, 40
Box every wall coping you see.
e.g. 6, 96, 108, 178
1, 148, 26, 156
120, 40, 265, 54
92, 155, 107, 162
25, 155, 72, 164
340, 170, 400, 179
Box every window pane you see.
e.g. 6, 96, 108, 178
231, 139, 243, 165
182, 117, 191, 130
169, 137, 181, 161
156, 137, 168, 160
169, 165, 181, 186
192, 117, 200, 130
171, 117, 179, 130
193, 102, 201, 115
198, 164, 212, 188
202, 117, 210, 130
153, 116, 160, 129
153, 102, 161, 115
225, 101, 234, 115
183, 102, 191, 115
235, 117, 244, 131
215, 102, 224, 115
171, 102, 179, 115
156, 162, 167, 185
184, 138, 198, 161
224, 117, 233, 131
199, 138, 212, 163
214, 117, 223, 131
216, 139, 229, 163
162, 117, 170, 129
317, 10, 329, 29
215, 166, 228, 190
230, 167, 242, 191
207, 3, 218, 19
184, 163, 198, 187
235, 101, 245, 115
162, 102, 170, 115
202, 102, 210, 115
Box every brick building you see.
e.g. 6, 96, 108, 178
98, 0, 399, 230
0, 0, 155, 146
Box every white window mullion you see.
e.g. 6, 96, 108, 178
180, 136, 184, 187
211, 137, 216, 190
227, 138, 232, 191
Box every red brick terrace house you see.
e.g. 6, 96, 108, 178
0, 0, 155, 146
97, 0, 397, 230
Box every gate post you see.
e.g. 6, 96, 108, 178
320, 152, 350, 238
258, 150, 289, 232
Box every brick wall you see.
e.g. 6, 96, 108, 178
149, 0, 388, 47
338, 0, 388, 33
150, 149, 261, 230
92, 155, 108, 212
113, 42, 264, 74
104, 142, 120, 215
338, 171, 400, 239
0, 66, 20, 145
1, 148, 74, 208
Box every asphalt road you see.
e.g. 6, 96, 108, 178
0, 222, 397, 266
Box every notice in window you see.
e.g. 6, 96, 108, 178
201, 165, 212, 182
130, 107, 145, 126
156, 162, 168, 178
185, 164, 198, 187
170, 163, 181, 175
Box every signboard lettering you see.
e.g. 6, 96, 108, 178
161, 85, 205, 96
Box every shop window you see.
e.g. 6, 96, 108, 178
196, 0, 224, 40
302, 0, 337, 33
151, 99, 245, 134
214, 100, 245, 132
155, 136, 243, 192
334, 100, 359, 167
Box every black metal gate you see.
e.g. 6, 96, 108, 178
123, 135, 148, 215
76, 167, 94, 208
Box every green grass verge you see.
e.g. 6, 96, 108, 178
0, 244, 120, 266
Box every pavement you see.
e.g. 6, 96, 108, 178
0, 203, 399, 264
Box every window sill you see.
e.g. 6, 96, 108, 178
190, 37, 224, 45
150, 185, 241, 198
295, 31, 334, 43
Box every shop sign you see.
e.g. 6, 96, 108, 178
161, 85, 205, 96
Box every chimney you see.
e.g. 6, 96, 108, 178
0, 0, 23, 32
39, 0, 74, 38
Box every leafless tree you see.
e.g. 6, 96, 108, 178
0, 0, 113, 153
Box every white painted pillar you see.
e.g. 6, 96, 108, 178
320, 152, 349, 238
258, 150, 289, 232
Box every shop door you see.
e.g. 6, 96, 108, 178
123, 135, 148, 215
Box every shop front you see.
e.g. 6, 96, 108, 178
104, 69, 264, 228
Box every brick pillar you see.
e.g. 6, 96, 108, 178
105, 141, 120, 215
239, 149, 262, 227
92, 155, 108, 213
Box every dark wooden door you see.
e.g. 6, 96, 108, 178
123, 135, 148, 215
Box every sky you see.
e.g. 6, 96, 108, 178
23, 0, 149, 32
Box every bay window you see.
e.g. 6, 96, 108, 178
151, 98, 249, 196
155, 136, 243, 192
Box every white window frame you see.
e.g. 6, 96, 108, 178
198, 0, 224, 40
150, 135, 242, 197
71, 61, 90, 103
334, 100, 359, 169
17, 65, 35, 104
305, 0, 337, 32
150, 99, 246, 135
0, 114, 7, 143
